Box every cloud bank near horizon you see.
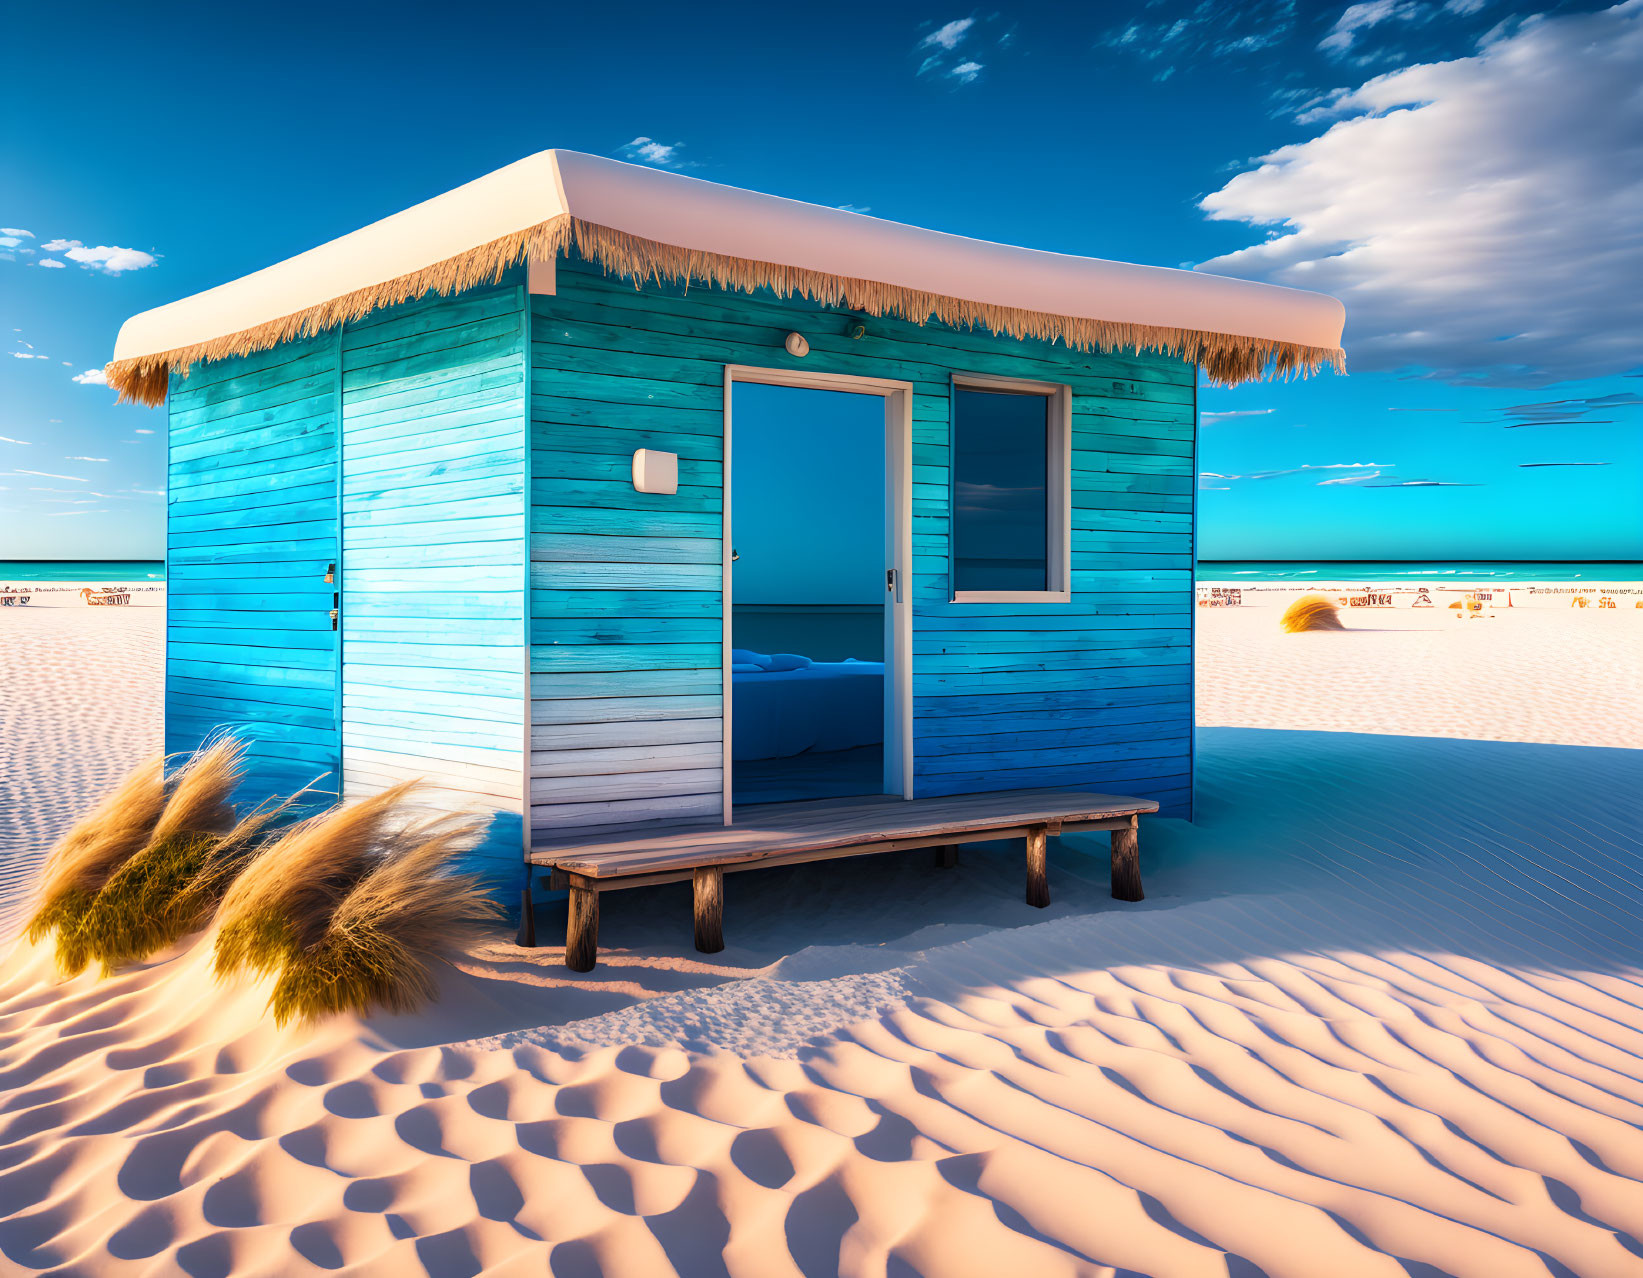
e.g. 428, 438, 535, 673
1199, 1, 1642, 388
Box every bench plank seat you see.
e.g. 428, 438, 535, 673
522, 787, 1158, 970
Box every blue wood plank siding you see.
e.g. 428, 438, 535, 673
339, 281, 528, 883
165, 336, 341, 809
529, 260, 1195, 830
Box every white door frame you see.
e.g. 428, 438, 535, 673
722, 363, 915, 822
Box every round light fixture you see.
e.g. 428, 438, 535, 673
784, 331, 809, 358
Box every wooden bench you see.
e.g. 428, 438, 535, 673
519, 788, 1159, 970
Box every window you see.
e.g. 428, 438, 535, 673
950, 376, 1070, 601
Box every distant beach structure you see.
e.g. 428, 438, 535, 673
105, 148, 1345, 914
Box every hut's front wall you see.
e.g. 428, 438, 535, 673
527, 260, 1194, 836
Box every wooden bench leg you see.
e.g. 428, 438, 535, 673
566, 885, 599, 971
515, 869, 537, 948
1111, 817, 1143, 902
693, 866, 725, 953
934, 844, 958, 868
1025, 825, 1049, 908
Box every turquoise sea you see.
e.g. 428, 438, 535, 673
3, 559, 1638, 584
1198, 561, 1643, 582
0, 560, 166, 582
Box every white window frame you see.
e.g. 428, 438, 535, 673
948, 372, 1072, 604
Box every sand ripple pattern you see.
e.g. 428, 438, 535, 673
3, 727, 1640, 1276
0, 608, 163, 943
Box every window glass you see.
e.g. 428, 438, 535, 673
952, 388, 1050, 592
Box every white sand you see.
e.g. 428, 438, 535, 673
2, 589, 1641, 1276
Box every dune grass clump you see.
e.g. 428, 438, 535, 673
26, 756, 168, 974
27, 740, 253, 975
1280, 593, 1345, 633
214, 782, 498, 1025
82, 792, 298, 974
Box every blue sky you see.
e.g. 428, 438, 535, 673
3, 0, 1638, 561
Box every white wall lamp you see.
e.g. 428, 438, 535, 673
632, 448, 678, 494
783, 331, 809, 358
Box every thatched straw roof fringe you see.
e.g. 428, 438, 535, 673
103, 214, 1344, 408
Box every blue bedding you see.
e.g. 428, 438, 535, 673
732, 658, 884, 761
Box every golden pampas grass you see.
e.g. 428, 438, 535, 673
25, 756, 168, 972
265, 818, 499, 1025
1280, 594, 1345, 633
28, 739, 250, 975
213, 782, 497, 1024
104, 215, 1345, 407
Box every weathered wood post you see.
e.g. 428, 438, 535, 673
1025, 825, 1049, 907
693, 866, 725, 953
1110, 816, 1143, 901
934, 844, 958, 868
516, 882, 536, 948
566, 884, 599, 972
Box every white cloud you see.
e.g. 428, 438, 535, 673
1319, 1, 1421, 56
1444, 0, 1486, 13
36, 258, 66, 269
8, 468, 85, 481
10, 351, 47, 359
1199, 2, 1643, 386
835, 204, 872, 214
1201, 461, 1392, 484
0, 236, 23, 249
1201, 408, 1276, 423
1363, 478, 1479, 487
0, 435, 31, 445
41, 241, 156, 274
1317, 469, 1383, 484
134, 428, 155, 435
948, 61, 984, 83
45, 510, 92, 517
1, 228, 32, 238
65, 456, 109, 462
617, 137, 688, 169
71, 368, 109, 386
919, 18, 974, 50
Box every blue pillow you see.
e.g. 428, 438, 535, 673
731, 648, 773, 668
731, 662, 766, 674
765, 653, 814, 672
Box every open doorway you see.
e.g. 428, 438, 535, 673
726, 371, 909, 811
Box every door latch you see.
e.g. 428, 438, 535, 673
886, 568, 897, 593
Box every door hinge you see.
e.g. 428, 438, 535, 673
329, 607, 339, 630
324, 562, 335, 584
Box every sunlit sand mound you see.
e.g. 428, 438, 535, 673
1280, 592, 1344, 632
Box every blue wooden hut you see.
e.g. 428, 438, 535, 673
109, 151, 1343, 964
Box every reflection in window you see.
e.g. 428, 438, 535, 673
952, 388, 1050, 592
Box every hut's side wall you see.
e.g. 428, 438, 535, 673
528, 260, 1194, 839
166, 335, 342, 810
163, 281, 530, 887
338, 281, 529, 883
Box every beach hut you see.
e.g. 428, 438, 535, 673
107, 150, 1344, 965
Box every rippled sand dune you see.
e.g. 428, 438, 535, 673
1, 595, 1640, 1276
